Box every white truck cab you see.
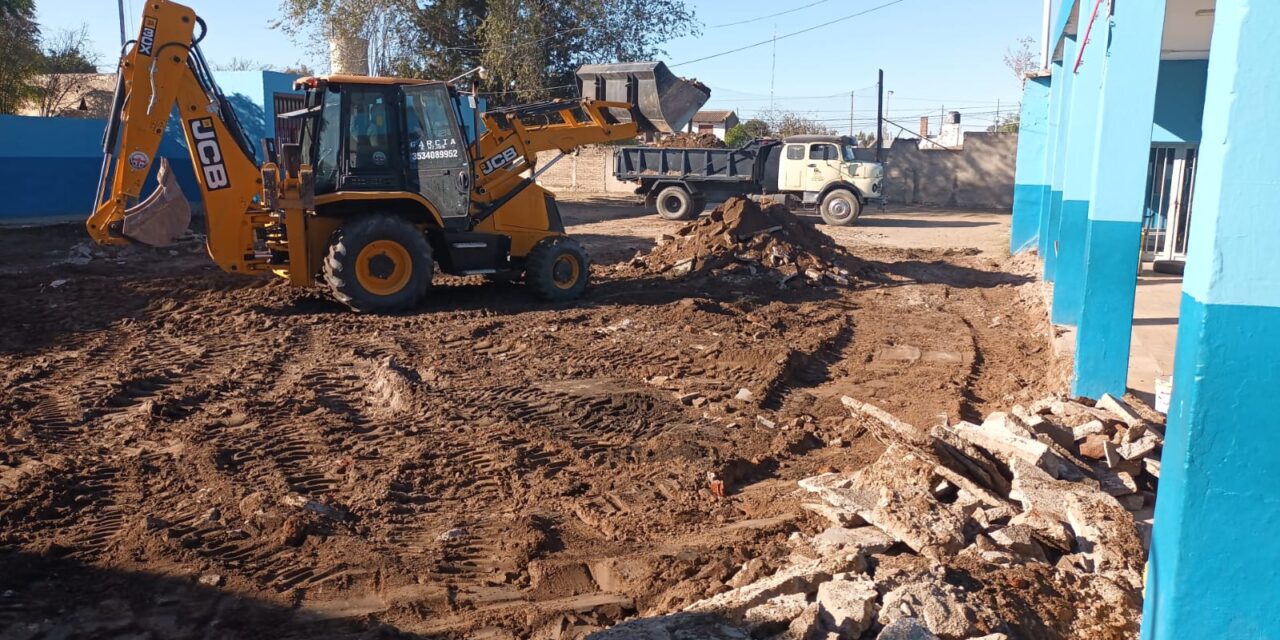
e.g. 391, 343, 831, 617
778, 135, 884, 225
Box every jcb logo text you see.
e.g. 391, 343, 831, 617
189, 118, 230, 190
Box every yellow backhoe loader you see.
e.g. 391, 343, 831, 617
87, 0, 709, 312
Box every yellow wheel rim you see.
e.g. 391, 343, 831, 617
355, 239, 412, 296
551, 253, 581, 290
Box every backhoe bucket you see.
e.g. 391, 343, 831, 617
121, 158, 192, 246
576, 62, 710, 134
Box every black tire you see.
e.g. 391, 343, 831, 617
819, 189, 862, 226
526, 236, 590, 301
323, 214, 433, 313
655, 186, 696, 220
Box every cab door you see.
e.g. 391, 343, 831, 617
805, 143, 841, 192
402, 83, 472, 222
782, 143, 806, 189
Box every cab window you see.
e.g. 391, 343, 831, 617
310, 90, 342, 192
785, 144, 804, 160
345, 88, 397, 173
809, 144, 837, 161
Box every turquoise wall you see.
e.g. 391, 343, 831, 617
1152, 60, 1209, 144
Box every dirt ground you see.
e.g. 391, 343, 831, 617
0, 198, 1066, 639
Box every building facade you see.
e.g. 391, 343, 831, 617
1010, 1, 1279, 636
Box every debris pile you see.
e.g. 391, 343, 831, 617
632, 197, 859, 287
654, 131, 728, 148
596, 393, 1161, 640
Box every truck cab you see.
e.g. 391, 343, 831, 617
776, 135, 884, 225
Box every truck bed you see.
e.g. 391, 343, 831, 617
613, 141, 772, 183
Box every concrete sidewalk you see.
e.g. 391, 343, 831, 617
1128, 268, 1182, 405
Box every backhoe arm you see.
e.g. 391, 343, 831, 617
470, 99, 638, 208
87, 0, 269, 274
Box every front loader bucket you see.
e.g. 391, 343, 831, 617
576, 62, 710, 134
121, 158, 192, 246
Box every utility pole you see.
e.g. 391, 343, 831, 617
875, 69, 884, 162
848, 91, 855, 137
996, 99, 1002, 127
769, 26, 777, 111
118, 0, 127, 45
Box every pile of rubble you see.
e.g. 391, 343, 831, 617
596, 394, 1161, 640
654, 132, 728, 148
632, 197, 859, 287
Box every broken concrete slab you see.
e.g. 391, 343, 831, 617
980, 412, 1033, 439
988, 524, 1048, 562
1097, 471, 1138, 497
777, 602, 821, 640
1071, 420, 1107, 441
1007, 458, 1144, 589
1118, 435, 1160, 461
815, 574, 878, 637
800, 444, 966, 559
586, 613, 750, 639
685, 552, 864, 621
878, 581, 979, 638
800, 501, 866, 528
930, 429, 1012, 496
876, 617, 939, 639
1096, 394, 1143, 428
842, 396, 928, 445
811, 526, 895, 557
743, 592, 809, 634
948, 420, 1069, 479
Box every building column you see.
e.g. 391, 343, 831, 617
1143, 2, 1280, 637
1072, 0, 1164, 399
1037, 58, 1066, 263
1050, 16, 1108, 326
1042, 35, 1077, 281
1010, 75, 1052, 254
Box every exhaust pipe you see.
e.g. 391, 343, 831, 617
576, 62, 711, 134
120, 158, 192, 246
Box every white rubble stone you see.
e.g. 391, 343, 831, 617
800, 501, 865, 528
744, 592, 810, 632
949, 421, 1069, 479
878, 582, 979, 638
1071, 420, 1107, 441
876, 617, 940, 639
685, 552, 864, 621
1096, 393, 1143, 428
815, 574, 878, 637
811, 526, 895, 557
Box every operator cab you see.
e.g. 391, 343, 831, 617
288, 76, 479, 228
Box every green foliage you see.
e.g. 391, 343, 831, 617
274, 0, 699, 103
755, 107, 833, 138
987, 112, 1020, 134
0, 0, 42, 114
724, 119, 769, 147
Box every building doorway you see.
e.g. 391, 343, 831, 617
1142, 144, 1198, 263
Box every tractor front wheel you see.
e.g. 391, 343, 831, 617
526, 237, 590, 301
323, 214, 433, 313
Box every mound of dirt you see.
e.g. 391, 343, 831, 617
653, 132, 727, 149
634, 196, 859, 287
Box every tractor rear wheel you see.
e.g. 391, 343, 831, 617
324, 214, 433, 313
526, 236, 590, 301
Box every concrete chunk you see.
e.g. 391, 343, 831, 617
1078, 433, 1109, 459
876, 618, 939, 640
816, 574, 878, 637
1097, 393, 1143, 428
743, 592, 809, 633
878, 582, 978, 638
949, 420, 1069, 478
1097, 471, 1138, 497
842, 396, 927, 444
1118, 434, 1160, 461
812, 526, 895, 557
685, 552, 864, 621
800, 501, 866, 528
1072, 419, 1107, 441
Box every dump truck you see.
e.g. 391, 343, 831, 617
87, 0, 708, 313
613, 135, 885, 226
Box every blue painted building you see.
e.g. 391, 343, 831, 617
0, 70, 301, 223
1011, 0, 1280, 636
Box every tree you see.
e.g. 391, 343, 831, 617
274, 0, 699, 103
854, 131, 876, 147
215, 57, 276, 71
724, 118, 770, 147
755, 107, 833, 138
986, 112, 1020, 134
31, 25, 102, 117
1003, 36, 1038, 86
0, 0, 42, 114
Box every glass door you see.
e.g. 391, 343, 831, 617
1142, 144, 1198, 262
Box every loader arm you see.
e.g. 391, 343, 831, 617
470, 99, 638, 209
87, 0, 271, 274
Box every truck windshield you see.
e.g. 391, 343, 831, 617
842, 145, 858, 162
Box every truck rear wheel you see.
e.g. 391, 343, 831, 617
820, 189, 862, 226
655, 186, 697, 221
526, 236, 590, 301
324, 214, 433, 313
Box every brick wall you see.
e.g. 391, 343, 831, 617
881, 132, 1018, 209
534, 146, 633, 195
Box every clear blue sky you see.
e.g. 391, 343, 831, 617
36, 0, 1043, 133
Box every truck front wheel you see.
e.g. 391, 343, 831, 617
820, 189, 862, 226
655, 186, 698, 221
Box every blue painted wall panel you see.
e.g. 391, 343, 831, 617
1152, 60, 1209, 144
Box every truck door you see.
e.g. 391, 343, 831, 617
806, 143, 841, 192
402, 83, 472, 221
782, 144, 806, 189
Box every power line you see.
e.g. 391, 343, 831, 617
670, 0, 911, 68
708, 0, 835, 29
